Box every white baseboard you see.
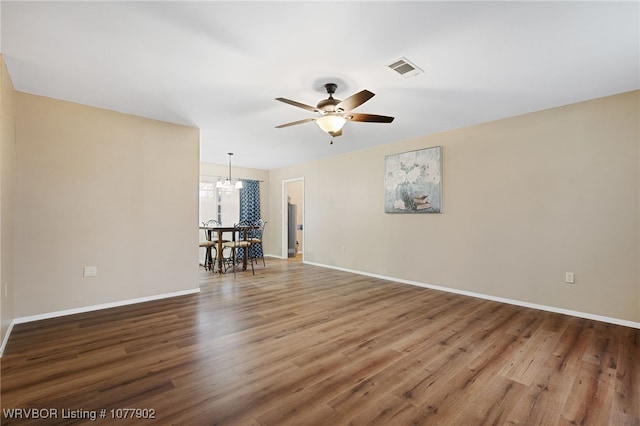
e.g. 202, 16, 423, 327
13, 288, 201, 325
0, 288, 200, 357
303, 260, 640, 330
0, 320, 16, 357
265, 253, 289, 260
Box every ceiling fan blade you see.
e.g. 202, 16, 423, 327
337, 90, 375, 112
275, 118, 316, 128
275, 97, 318, 112
347, 113, 395, 123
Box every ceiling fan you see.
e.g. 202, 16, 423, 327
275, 83, 394, 142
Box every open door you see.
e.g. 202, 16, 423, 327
282, 178, 304, 260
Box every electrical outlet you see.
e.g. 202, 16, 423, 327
83, 266, 97, 277
565, 272, 575, 284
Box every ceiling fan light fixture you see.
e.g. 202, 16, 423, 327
316, 114, 346, 134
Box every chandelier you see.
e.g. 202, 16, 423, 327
216, 152, 243, 191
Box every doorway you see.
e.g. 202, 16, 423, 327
282, 178, 304, 261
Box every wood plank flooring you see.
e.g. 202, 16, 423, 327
1, 257, 638, 425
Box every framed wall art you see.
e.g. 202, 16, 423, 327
384, 146, 442, 213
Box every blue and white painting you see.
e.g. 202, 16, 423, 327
384, 146, 442, 213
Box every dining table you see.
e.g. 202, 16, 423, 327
199, 225, 255, 274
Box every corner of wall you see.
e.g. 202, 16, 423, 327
637, 91, 640, 323
0, 54, 17, 354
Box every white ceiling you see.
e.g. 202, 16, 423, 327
2, 1, 638, 170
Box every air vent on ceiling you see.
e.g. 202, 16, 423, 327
387, 57, 423, 78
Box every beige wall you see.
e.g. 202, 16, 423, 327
14, 93, 200, 318
5, 85, 637, 327
268, 91, 640, 323
1, 56, 16, 343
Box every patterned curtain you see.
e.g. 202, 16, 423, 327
239, 180, 261, 258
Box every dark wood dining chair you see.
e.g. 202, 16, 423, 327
221, 221, 254, 276
248, 219, 267, 267
199, 220, 219, 271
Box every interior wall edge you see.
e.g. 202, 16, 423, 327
0, 54, 17, 354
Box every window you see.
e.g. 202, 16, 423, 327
199, 176, 239, 226
218, 187, 239, 226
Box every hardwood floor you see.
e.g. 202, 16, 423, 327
2, 257, 638, 425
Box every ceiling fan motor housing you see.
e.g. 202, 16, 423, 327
317, 97, 340, 112
317, 83, 341, 112
324, 83, 337, 94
